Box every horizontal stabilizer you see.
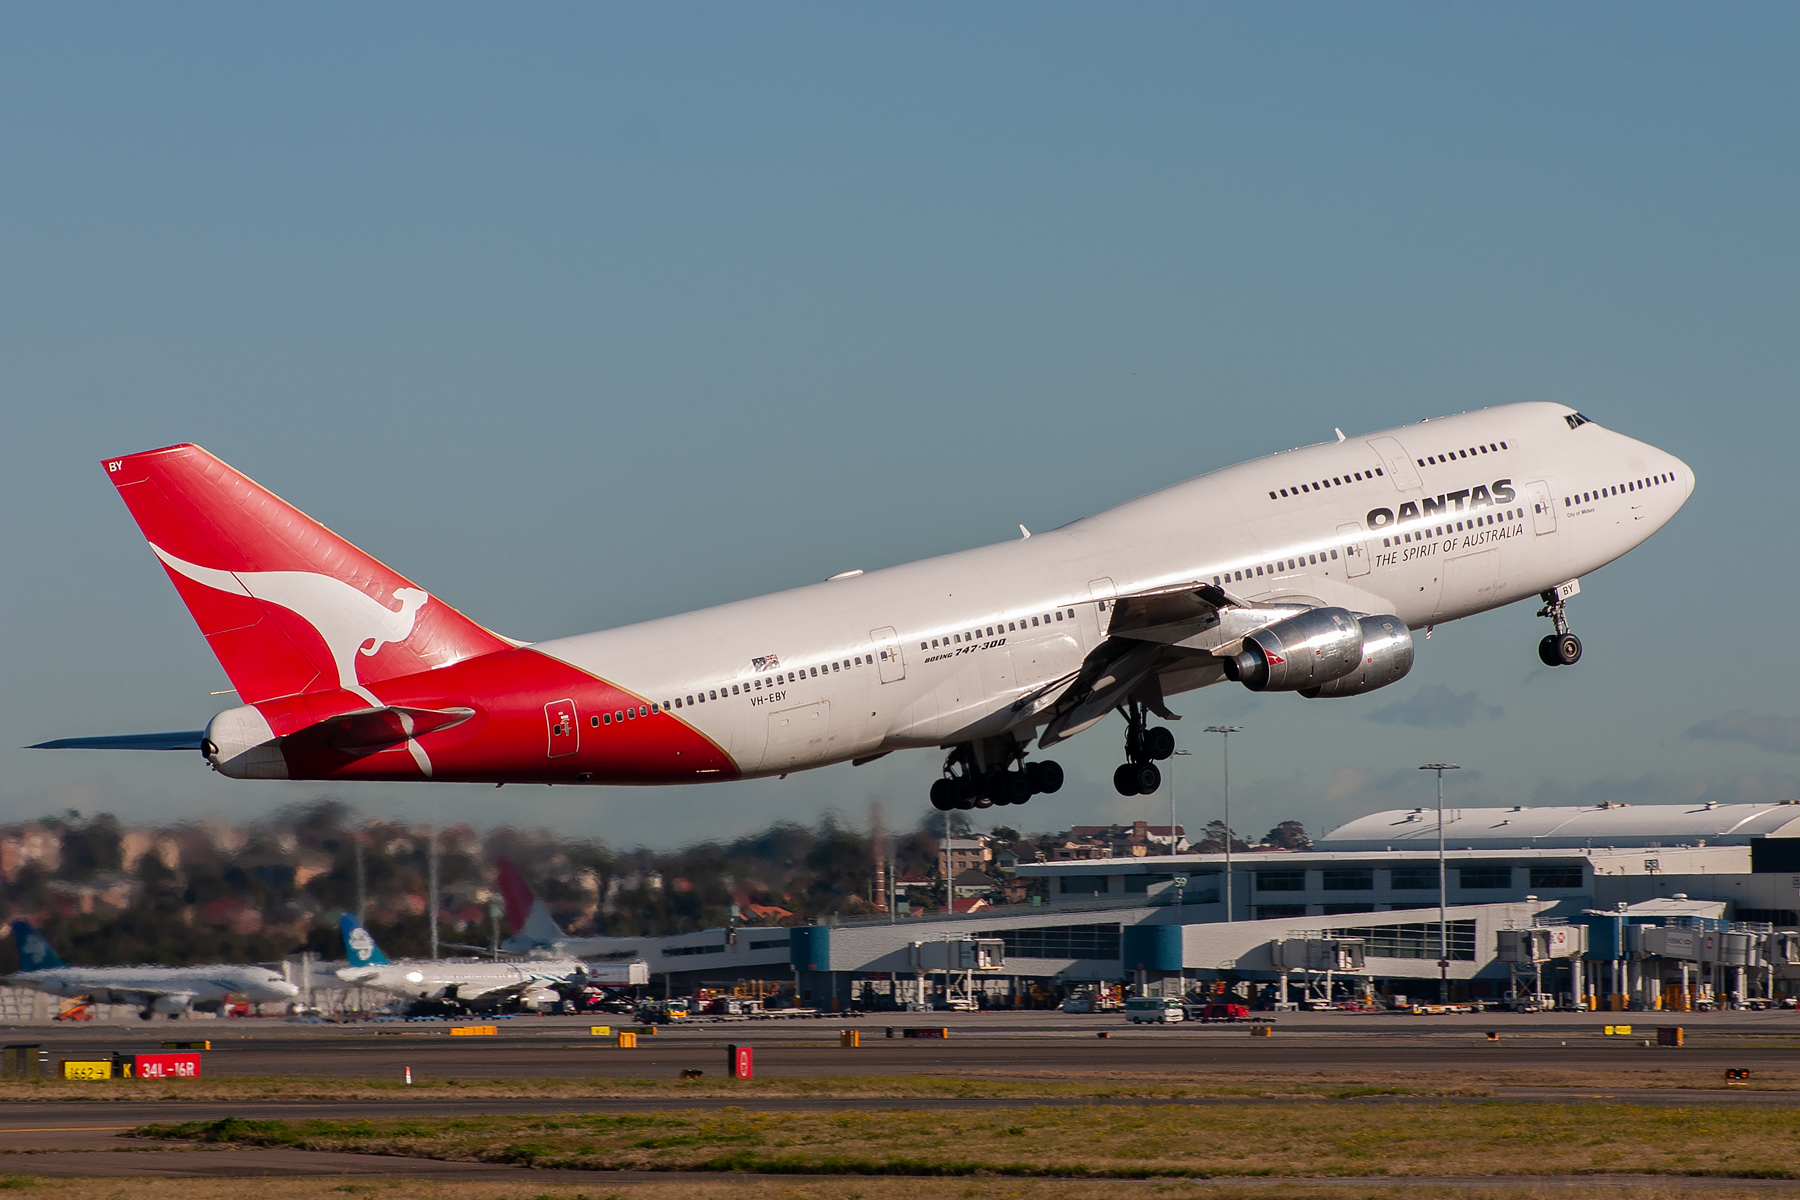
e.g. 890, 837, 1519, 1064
29, 731, 204, 751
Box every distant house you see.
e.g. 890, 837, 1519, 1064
1068, 821, 1188, 854
951, 869, 996, 899
942, 837, 993, 875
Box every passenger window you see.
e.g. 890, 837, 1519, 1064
1031, 617, 1038, 626
1280, 488, 1289, 497
708, 690, 716, 700
674, 698, 682, 708
732, 684, 739, 694
788, 672, 796, 682
602, 713, 611, 725
1330, 549, 1338, 559
1376, 467, 1384, 475
1055, 611, 1063, 620
591, 715, 599, 728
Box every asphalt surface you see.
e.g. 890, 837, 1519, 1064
1, 1009, 1796, 1182
9, 1006, 1797, 1080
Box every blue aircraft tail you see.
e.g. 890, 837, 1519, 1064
339, 913, 390, 967
11, 921, 64, 972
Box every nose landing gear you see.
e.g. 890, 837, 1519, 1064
1536, 587, 1583, 667
929, 740, 1062, 811
1114, 703, 1175, 796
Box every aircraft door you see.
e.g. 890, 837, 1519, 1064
871, 627, 905, 683
1088, 577, 1116, 640
1524, 480, 1558, 535
1336, 522, 1371, 578
1366, 437, 1422, 491
544, 698, 579, 758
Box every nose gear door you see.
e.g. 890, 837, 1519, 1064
544, 698, 578, 758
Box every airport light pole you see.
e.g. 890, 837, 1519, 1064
427, 826, 440, 960
1419, 764, 1461, 1003
1169, 749, 1191, 858
1205, 727, 1243, 923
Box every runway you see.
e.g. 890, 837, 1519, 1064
9, 1006, 1794, 1081
0, 1009, 1794, 1184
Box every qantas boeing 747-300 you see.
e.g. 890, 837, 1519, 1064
35, 402, 1691, 810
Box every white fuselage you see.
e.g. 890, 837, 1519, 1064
9, 965, 299, 1009
535, 402, 1691, 777
337, 958, 586, 1001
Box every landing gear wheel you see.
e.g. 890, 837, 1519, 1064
930, 778, 955, 810
1555, 633, 1582, 666
973, 794, 994, 809
1536, 586, 1582, 668
1132, 762, 1162, 795
1538, 635, 1560, 667
998, 772, 1031, 806
1143, 727, 1175, 761
1113, 763, 1142, 796
1028, 760, 1064, 795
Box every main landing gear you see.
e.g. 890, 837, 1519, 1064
930, 738, 1063, 811
1536, 588, 1583, 667
1114, 703, 1175, 796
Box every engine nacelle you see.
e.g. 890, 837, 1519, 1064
1300, 615, 1414, 698
1222, 607, 1362, 692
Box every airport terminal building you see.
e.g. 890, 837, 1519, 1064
246, 801, 1800, 1018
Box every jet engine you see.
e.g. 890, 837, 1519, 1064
1300, 615, 1414, 698
1221, 607, 1362, 692
150, 993, 194, 1016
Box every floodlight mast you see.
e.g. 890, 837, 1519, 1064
1419, 764, 1461, 1003
1205, 727, 1244, 922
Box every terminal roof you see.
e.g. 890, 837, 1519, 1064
1316, 802, 1800, 850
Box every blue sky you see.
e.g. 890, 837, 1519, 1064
2, 4, 1795, 849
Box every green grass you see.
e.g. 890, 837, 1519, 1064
140, 1100, 1800, 1179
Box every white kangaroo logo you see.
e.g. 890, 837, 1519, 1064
151, 545, 429, 706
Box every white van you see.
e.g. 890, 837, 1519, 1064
1124, 996, 1185, 1023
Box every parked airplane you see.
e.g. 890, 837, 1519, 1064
36, 403, 1691, 808
4, 921, 299, 1019
332, 914, 586, 1006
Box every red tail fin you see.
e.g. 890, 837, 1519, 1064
105, 444, 512, 705
494, 857, 535, 933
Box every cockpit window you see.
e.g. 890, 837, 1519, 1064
1565, 412, 1595, 430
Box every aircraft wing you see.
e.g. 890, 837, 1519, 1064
1036, 582, 1254, 746
29, 731, 204, 751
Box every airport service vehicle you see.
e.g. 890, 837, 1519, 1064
36, 403, 1691, 807
333, 914, 585, 1010
4, 921, 298, 1020
1188, 1002, 1252, 1022
1125, 995, 1186, 1023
